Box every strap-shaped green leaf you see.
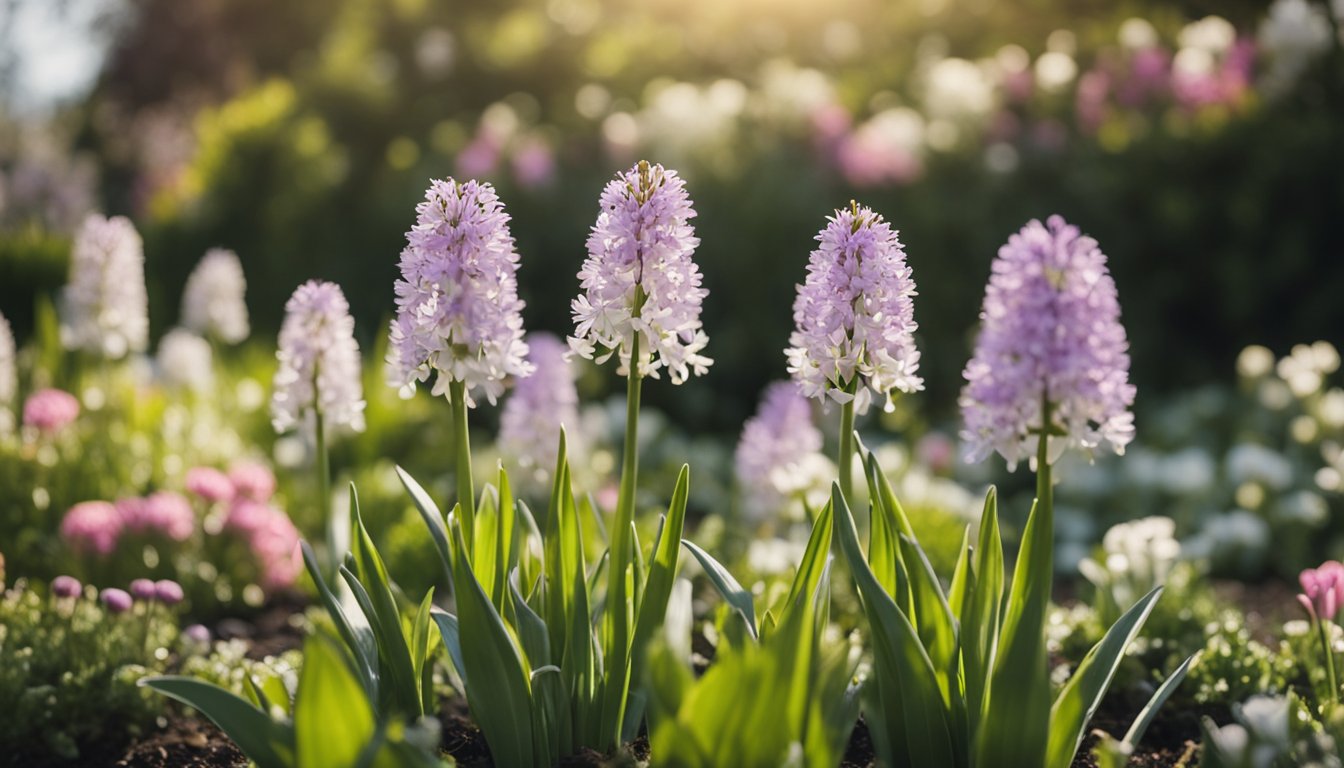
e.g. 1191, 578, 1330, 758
782, 498, 833, 627
962, 487, 1002, 742
347, 489, 422, 718
140, 676, 293, 768
410, 587, 436, 714
431, 609, 467, 690
1045, 586, 1164, 768
395, 466, 452, 579
448, 518, 538, 767
1122, 653, 1195, 750
296, 635, 377, 768
626, 464, 691, 742
976, 494, 1050, 768
682, 538, 757, 640
832, 484, 955, 767
301, 540, 378, 703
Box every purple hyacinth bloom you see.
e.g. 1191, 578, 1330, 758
271, 280, 366, 435
785, 202, 923, 414
500, 333, 584, 480
387, 178, 533, 406
155, 579, 185, 605
959, 215, 1135, 469
100, 587, 133, 614
52, 575, 83, 599
129, 578, 157, 601
570, 161, 711, 383
735, 381, 825, 522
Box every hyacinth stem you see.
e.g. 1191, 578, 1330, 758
601, 329, 643, 749
449, 379, 475, 543
838, 399, 856, 504
314, 407, 334, 577
1320, 617, 1339, 710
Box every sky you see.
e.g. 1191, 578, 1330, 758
1, 0, 110, 114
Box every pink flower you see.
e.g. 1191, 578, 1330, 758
52, 575, 82, 599
129, 578, 157, 601
1299, 561, 1344, 622
185, 467, 234, 504
118, 491, 195, 542
60, 501, 123, 556
223, 500, 302, 591
23, 388, 80, 433
229, 461, 276, 502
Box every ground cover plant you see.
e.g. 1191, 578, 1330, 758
1, 1, 1343, 766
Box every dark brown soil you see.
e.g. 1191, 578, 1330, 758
115, 718, 247, 768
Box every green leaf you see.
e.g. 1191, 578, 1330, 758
431, 609, 466, 688
1122, 653, 1195, 750
396, 466, 452, 578
832, 484, 955, 767
626, 465, 690, 742
347, 488, 423, 718
962, 487, 1002, 741
781, 498, 833, 628
447, 517, 537, 767
682, 539, 757, 640
509, 570, 552, 669
140, 676, 293, 768
1045, 586, 1164, 768
301, 540, 378, 703
410, 587, 436, 714
296, 635, 378, 768
976, 493, 1050, 768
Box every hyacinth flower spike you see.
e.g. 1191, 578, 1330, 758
1298, 560, 1344, 711
387, 178, 532, 531
271, 280, 366, 575
570, 159, 709, 748
785, 201, 922, 502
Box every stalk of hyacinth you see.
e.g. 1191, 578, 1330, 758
386, 177, 533, 516
960, 215, 1134, 763
0, 311, 15, 433
181, 248, 250, 343
272, 280, 365, 575
735, 381, 824, 524
959, 215, 1134, 472
784, 201, 922, 501
499, 332, 584, 488
156, 328, 214, 393
1299, 560, 1344, 708
60, 214, 148, 360
570, 160, 709, 748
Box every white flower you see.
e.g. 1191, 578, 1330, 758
0, 312, 14, 433
272, 281, 366, 435
156, 328, 214, 393
1226, 443, 1294, 490
181, 248, 250, 344
60, 214, 148, 359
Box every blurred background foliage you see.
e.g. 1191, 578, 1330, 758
1, 0, 1341, 434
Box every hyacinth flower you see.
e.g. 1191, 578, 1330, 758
60, 214, 149, 361
734, 380, 827, 525
387, 177, 532, 521
785, 201, 922, 501
832, 216, 1187, 768
181, 247, 250, 344
570, 159, 707, 748
271, 280, 365, 574
499, 332, 584, 491
1298, 560, 1344, 711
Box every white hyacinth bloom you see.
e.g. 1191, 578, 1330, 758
156, 328, 214, 393
182, 248, 250, 344
60, 214, 149, 359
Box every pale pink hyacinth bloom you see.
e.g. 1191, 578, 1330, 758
387, 178, 533, 405
735, 381, 824, 522
271, 280, 366, 435
181, 248, 250, 344
23, 388, 80, 433
61, 501, 123, 555
499, 333, 583, 478
570, 161, 711, 383
1299, 561, 1344, 622
185, 467, 234, 504
229, 461, 276, 502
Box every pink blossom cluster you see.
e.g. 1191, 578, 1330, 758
222, 500, 301, 590
118, 491, 195, 542
22, 388, 80, 433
